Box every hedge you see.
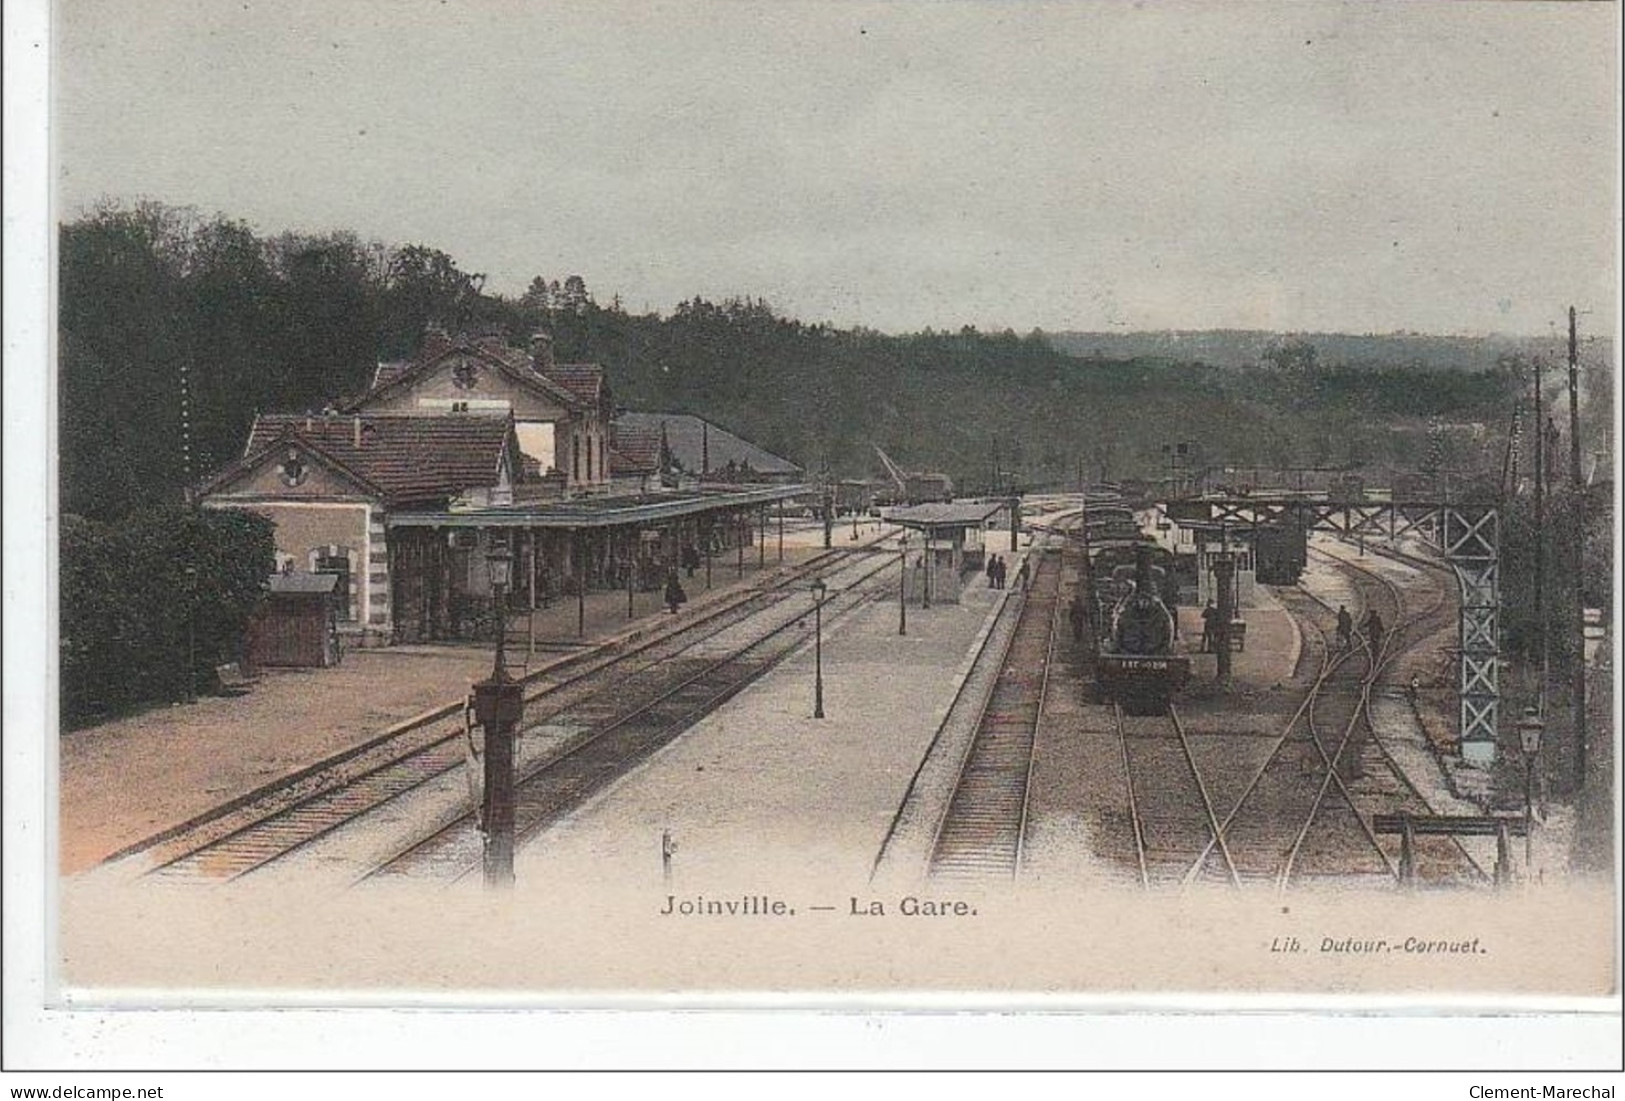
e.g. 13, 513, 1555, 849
61, 506, 275, 726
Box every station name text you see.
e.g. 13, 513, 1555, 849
658, 894, 978, 918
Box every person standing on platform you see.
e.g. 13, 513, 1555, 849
1201, 600, 1219, 653
664, 569, 688, 615
1014, 558, 1030, 591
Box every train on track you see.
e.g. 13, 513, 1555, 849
1253, 518, 1309, 585
1073, 486, 1191, 715
1094, 543, 1190, 714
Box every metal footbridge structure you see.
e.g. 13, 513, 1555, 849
1186, 498, 1501, 758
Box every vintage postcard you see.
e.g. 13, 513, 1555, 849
13, 0, 1623, 1070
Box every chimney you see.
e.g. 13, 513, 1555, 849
529, 331, 555, 371
353, 415, 363, 449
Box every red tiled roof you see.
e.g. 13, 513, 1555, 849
242, 414, 513, 505
539, 363, 605, 406
609, 423, 662, 475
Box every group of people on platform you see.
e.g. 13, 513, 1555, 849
984, 554, 1028, 591
986, 554, 1008, 589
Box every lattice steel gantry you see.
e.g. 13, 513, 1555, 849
1194, 499, 1501, 763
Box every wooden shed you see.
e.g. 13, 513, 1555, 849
246, 572, 341, 669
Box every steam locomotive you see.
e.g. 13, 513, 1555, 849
1093, 543, 1190, 714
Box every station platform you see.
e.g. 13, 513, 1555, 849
1175, 584, 1303, 695
56, 527, 842, 876
506, 541, 1036, 896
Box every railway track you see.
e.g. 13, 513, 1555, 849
124, 537, 897, 882
1114, 702, 1239, 887
1195, 542, 1482, 889
367, 554, 900, 883
1096, 536, 1487, 891
1301, 543, 1491, 887
925, 549, 1062, 880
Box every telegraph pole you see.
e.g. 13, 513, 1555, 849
1567, 306, 1587, 792
1213, 552, 1234, 688
1533, 356, 1548, 714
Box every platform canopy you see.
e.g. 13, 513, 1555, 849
387, 483, 812, 530
885, 501, 1005, 534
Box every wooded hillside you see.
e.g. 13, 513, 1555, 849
61, 202, 1533, 523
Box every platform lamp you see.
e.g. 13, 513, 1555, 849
812, 577, 827, 719
474, 534, 522, 888
898, 534, 908, 636
1516, 706, 1545, 877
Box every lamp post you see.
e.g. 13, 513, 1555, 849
898, 534, 909, 636
1517, 706, 1545, 877
473, 536, 522, 888
922, 529, 932, 609
812, 578, 826, 719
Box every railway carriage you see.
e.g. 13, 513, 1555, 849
1253, 519, 1308, 585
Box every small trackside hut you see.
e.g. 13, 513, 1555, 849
245, 571, 341, 669
885, 501, 1008, 605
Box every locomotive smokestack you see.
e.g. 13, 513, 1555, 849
1134, 543, 1152, 593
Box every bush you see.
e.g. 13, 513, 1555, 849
60, 506, 275, 725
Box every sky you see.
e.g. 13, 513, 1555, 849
53, 0, 1620, 336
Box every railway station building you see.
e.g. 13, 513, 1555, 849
199, 330, 807, 647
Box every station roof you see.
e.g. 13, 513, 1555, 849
885, 501, 1005, 530
616, 412, 801, 476
387, 483, 812, 530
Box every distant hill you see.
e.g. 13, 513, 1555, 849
1045, 329, 1606, 372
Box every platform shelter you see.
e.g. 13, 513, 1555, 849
886, 501, 1007, 605
385, 483, 809, 643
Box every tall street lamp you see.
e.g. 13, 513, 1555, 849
922, 529, 932, 609
898, 534, 909, 636
473, 535, 522, 888
812, 577, 827, 719
1517, 706, 1545, 877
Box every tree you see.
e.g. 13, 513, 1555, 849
1261, 337, 1318, 374
379, 245, 485, 357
